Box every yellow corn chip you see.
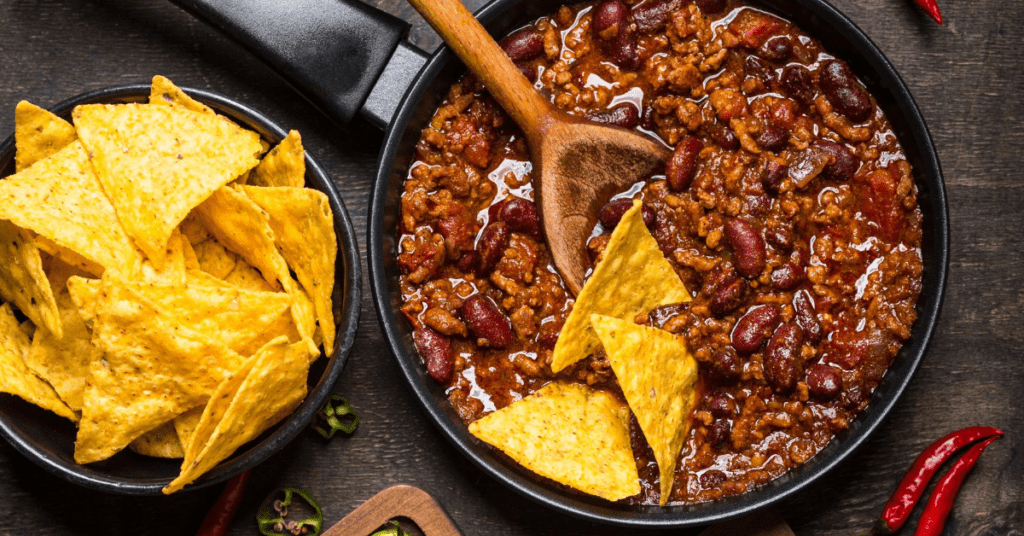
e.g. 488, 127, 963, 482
72, 103, 262, 266
0, 141, 139, 275
0, 303, 77, 421
14, 100, 78, 172
129, 421, 185, 459
241, 185, 336, 356
180, 234, 201, 271
173, 407, 204, 453
551, 201, 691, 372
468, 382, 639, 502
179, 213, 213, 246
149, 75, 215, 116
18, 319, 34, 339
74, 281, 245, 464
0, 220, 62, 337
35, 235, 104, 277
223, 258, 276, 292
24, 260, 94, 411
194, 239, 237, 280
590, 314, 699, 506
164, 337, 309, 494
248, 130, 305, 188
129, 228, 188, 285
67, 276, 291, 355
195, 186, 317, 356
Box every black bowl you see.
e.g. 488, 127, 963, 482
0, 84, 361, 494
370, 0, 948, 528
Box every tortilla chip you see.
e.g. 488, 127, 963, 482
74, 281, 245, 464
180, 234, 201, 271
72, 102, 262, 265
149, 75, 215, 116
173, 407, 204, 453
130, 228, 188, 285
0, 141, 139, 275
0, 303, 77, 421
14, 100, 78, 172
18, 319, 34, 339
0, 220, 62, 337
35, 235, 104, 277
129, 421, 185, 459
590, 314, 699, 506
194, 186, 317, 356
241, 185, 336, 355
179, 213, 213, 246
193, 239, 237, 280
67, 276, 291, 355
468, 382, 639, 502
164, 337, 309, 494
248, 130, 305, 188
223, 258, 276, 292
551, 201, 691, 372
23, 260, 95, 411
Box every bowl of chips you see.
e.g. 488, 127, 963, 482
0, 77, 360, 494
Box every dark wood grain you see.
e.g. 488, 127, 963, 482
1, 0, 1022, 534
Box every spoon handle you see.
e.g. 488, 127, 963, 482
406, 0, 552, 136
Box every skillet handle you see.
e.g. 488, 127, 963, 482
168, 0, 411, 126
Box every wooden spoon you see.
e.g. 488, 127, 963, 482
406, 0, 670, 295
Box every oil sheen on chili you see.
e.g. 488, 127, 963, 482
398, 0, 923, 505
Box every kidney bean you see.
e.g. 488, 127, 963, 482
745, 194, 772, 217
462, 295, 514, 348
759, 36, 792, 61
499, 27, 544, 62
632, 0, 679, 33
724, 219, 766, 279
710, 275, 748, 316
761, 158, 789, 194
745, 55, 773, 82
764, 223, 793, 249
806, 363, 841, 400
456, 251, 479, 273
793, 290, 822, 344
537, 318, 564, 348
764, 324, 805, 393
517, 62, 538, 83
771, 262, 804, 291
477, 222, 510, 271
699, 469, 727, 488
498, 197, 541, 237
593, 0, 640, 69
707, 419, 732, 447
695, 0, 728, 14
648, 303, 689, 330
708, 122, 740, 150
599, 198, 655, 229
731, 304, 781, 353
707, 393, 736, 418
819, 59, 872, 123
640, 105, 657, 130
779, 64, 816, 105
585, 103, 640, 129
414, 327, 453, 384
813, 139, 858, 181
666, 136, 703, 191
710, 347, 744, 380
757, 124, 789, 152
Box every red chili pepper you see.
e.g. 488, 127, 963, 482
913, 435, 1000, 536
878, 426, 1003, 533
911, 0, 943, 24
196, 470, 251, 536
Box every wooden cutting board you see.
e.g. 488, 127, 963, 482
322, 485, 794, 536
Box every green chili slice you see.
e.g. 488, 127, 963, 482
369, 521, 409, 536
257, 488, 323, 536
312, 395, 359, 438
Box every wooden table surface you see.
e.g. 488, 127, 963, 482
1, 0, 1021, 534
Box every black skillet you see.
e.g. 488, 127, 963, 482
170, 0, 943, 526
0, 86, 362, 494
